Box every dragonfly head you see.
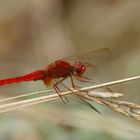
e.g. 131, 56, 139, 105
74, 61, 86, 75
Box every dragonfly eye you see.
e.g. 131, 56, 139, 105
74, 61, 86, 75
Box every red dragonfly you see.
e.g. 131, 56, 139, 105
0, 48, 111, 110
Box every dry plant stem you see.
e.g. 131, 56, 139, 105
0, 76, 140, 114
0, 90, 53, 103
83, 75, 140, 91
0, 75, 139, 103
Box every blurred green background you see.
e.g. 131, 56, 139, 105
0, 0, 140, 140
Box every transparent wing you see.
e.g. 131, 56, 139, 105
63, 48, 111, 66
69, 94, 101, 113
88, 97, 140, 121
78, 89, 140, 121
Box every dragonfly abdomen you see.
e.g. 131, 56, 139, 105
0, 70, 45, 86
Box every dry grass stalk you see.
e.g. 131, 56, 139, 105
0, 76, 140, 121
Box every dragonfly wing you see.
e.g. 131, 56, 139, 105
92, 98, 140, 121
77, 94, 101, 113
69, 94, 101, 114
63, 48, 111, 66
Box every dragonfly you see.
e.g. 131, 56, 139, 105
1, 48, 140, 121
0, 48, 111, 112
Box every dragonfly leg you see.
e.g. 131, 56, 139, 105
76, 75, 113, 93
70, 75, 88, 93
53, 78, 69, 103
70, 75, 78, 89
60, 82, 100, 113
69, 76, 101, 113
74, 75, 94, 83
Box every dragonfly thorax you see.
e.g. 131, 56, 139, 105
73, 61, 86, 76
